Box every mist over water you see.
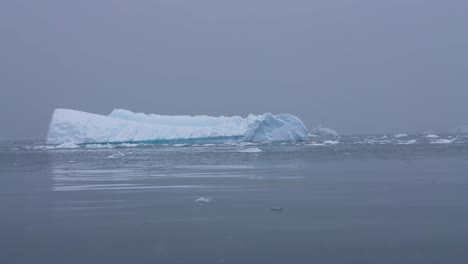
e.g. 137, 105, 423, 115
1, 0, 468, 138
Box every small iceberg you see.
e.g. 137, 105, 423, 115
432, 139, 455, 144
397, 139, 417, 145
32, 142, 80, 150
173, 144, 189, 147
54, 143, 80, 149
238, 148, 263, 153
194, 197, 212, 204
306, 142, 326, 146
309, 125, 338, 137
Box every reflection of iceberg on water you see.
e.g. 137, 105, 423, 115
46, 109, 309, 144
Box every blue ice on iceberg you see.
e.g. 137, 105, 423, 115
46, 109, 309, 144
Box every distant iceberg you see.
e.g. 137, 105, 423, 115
46, 109, 309, 144
450, 125, 468, 134
432, 138, 455, 144
309, 125, 338, 137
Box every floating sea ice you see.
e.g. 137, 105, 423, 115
55, 143, 80, 149
398, 139, 417, 145
173, 144, 189, 147
432, 139, 455, 144
323, 140, 339, 145
85, 144, 114, 149
375, 140, 391, 144
426, 134, 439, 138
238, 148, 263, 153
119, 143, 139, 148
33, 143, 80, 150
307, 142, 326, 146
393, 134, 408, 138
194, 197, 212, 204
238, 142, 256, 146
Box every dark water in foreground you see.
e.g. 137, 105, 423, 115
1, 135, 468, 264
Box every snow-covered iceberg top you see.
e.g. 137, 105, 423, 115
46, 109, 309, 144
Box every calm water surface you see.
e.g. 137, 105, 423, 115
1, 135, 468, 263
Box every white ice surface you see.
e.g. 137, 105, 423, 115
323, 140, 339, 145
397, 139, 417, 145
432, 139, 455, 144
46, 109, 309, 144
238, 147, 263, 153
194, 197, 212, 204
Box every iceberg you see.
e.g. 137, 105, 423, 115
309, 125, 338, 137
238, 147, 263, 153
323, 140, 339, 145
432, 139, 455, 144
46, 109, 309, 144
450, 125, 468, 134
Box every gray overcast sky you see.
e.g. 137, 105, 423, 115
1, 0, 467, 138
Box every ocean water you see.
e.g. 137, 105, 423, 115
1, 135, 468, 264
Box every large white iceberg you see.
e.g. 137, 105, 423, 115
46, 109, 309, 144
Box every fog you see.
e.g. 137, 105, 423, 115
1, 0, 467, 138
